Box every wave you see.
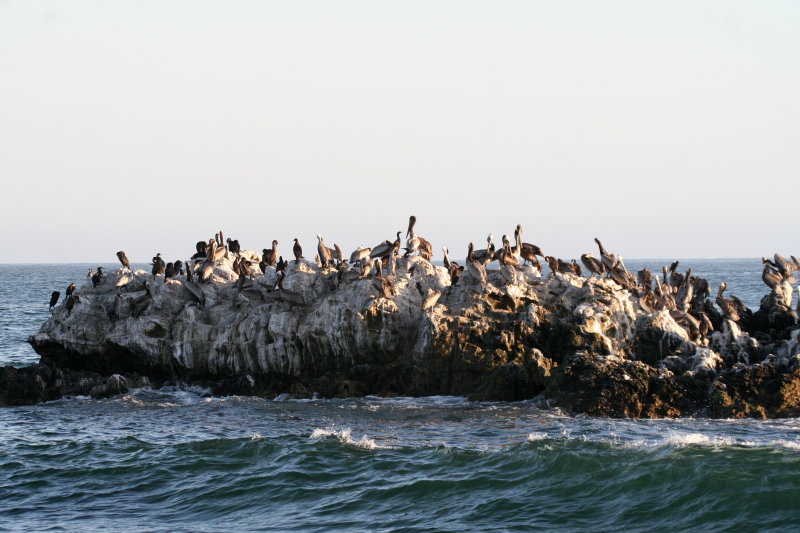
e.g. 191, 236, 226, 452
309, 427, 386, 450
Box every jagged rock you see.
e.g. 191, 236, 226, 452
14, 250, 800, 418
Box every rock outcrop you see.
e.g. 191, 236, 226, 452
10, 251, 800, 418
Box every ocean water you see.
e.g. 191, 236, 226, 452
1, 261, 799, 532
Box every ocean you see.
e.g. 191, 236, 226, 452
1, 260, 799, 532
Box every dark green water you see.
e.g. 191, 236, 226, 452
1, 263, 798, 531
2, 393, 799, 532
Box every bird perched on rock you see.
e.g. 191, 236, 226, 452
48, 291, 60, 310
116, 251, 131, 270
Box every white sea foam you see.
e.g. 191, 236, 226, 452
526, 432, 548, 442
664, 432, 735, 447
309, 427, 384, 450
250, 433, 263, 441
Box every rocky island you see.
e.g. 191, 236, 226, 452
5, 227, 800, 418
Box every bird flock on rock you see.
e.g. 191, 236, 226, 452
46, 216, 800, 344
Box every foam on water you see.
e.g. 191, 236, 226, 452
309, 427, 385, 450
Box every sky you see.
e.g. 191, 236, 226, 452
1, 1, 799, 263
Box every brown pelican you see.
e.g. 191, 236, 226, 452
350, 245, 372, 265
675, 268, 694, 312
654, 276, 676, 310
405, 216, 433, 260
668, 261, 684, 289
637, 269, 653, 291
217, 230, 225, 247
716, 282, 740, 322
762, 259, 784, 289
200, 261, 214, 283
515, 225, 544, 264
369, 240, 392, 259
66, 282, 77, 297
581, 253, 604, 278
332, 244, 345, 266
594, 238, 618, 272
115, 272, 131, 288
442, 246, 462, 285
791, 255, 800, 272
91, 267, 105, 287
773, 254, 795, 279
131, 281, 152, 318
293, 239, 303, 263
49, 291, 60, 310
498, 245, 519, 285
570, 259, 582, 276
317, 235, 333, 268
371, 259, 394, 299
240, 257, 254, 279
473, 234, 496, 266
422, 288, 441, 311
467, 242, 487, 286
116, 251, 131, 270
262, 240, 279, 267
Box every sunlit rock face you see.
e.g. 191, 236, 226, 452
20, 251, 800, 418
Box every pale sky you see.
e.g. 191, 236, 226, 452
1, 1, 798, 263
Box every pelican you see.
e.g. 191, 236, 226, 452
668, 261, 684, 289
317, 235, 333, 268
466, 242, 487, 286
200, 261, 214, 283
116, 251, 131, 270
350, 245, 372, 265
369, 240, 392, 259
654, 276, 676, 310
762, 259, 783, 289
332, 244, 345, 266
186, 259, 194, 283
405, 215, 433, 260
637, 269, 653, 291
581, 253, 604, 278
716, 282, 740, 322
675, 268, 694, 312
498, 246, 519, 285
442, 245, 461, 285
262, 240, 279, 267
515, 225, 544, 265
473, 234, 496, 265
115, 272, 131, 288
371, 259, 394, 299
594, 238, 618, 272
422, 288, 441, 311
293, 239, 303, 263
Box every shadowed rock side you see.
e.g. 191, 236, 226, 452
14, 251, 800, 418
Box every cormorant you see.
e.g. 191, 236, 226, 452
49, 291, 60, 310
293, 239, 303, 263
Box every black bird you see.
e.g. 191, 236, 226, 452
91, 267, 105, 287
164, 262, 175, 281
293, 239, 303, 263
227, 238, 241, 255
173, 260, 184, 276
151, 253, 166, 277
131, 282, 153, 318
65, 294, 79, 314
193, 241, 208, 259
66, 282, 77, 297
276, 256, 288, 274
49, 291, 60, 310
